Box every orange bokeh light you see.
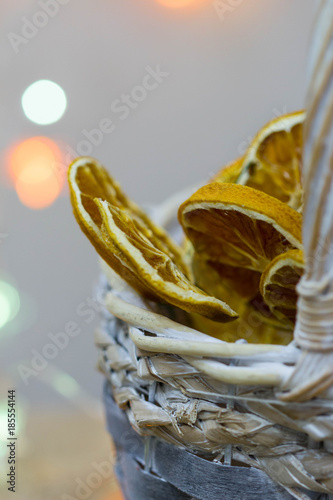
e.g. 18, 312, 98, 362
8, 137, 65, 210
15, 172, 61, 210
155, 0, 203, 8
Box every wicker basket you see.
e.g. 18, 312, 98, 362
96, 272, 332, 500
103, 379, 301, 500
92, 3, 333, 499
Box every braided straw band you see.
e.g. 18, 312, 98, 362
294, 0, 333, 354
278, 0, 333, 401
295, 280, 333, 351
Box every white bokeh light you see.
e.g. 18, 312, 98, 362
21, 80, 67, 125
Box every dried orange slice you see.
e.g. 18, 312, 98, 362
95, 199, 238, 321
178, 182, 302, 272
68, 157, 190, 278
215, 111, 305, 210
68, 158, 152, 298
213, 156, 244, 184
68, 157, 237, 321
188, 249, 293, 343
260, 249, 304, 323
191, 251, 261, 312
191, 305, 293, 345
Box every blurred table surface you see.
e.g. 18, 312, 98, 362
0, 407, 124, 500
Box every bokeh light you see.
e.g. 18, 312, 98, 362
0, 281, 20, 330
21, 80, 67, 125
0, 403, 8, 453
15, 169, 61, 210
8, 137, 64, 210
52, 372, 81, 398
155, 0, 204, 8
0, 287, 38, 340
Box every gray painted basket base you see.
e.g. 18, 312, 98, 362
104, 382, 322, 500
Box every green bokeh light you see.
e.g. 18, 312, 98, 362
0, 281, 20, 329
52, 372, 81, 398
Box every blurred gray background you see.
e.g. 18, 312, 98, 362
1, 0, 314, 430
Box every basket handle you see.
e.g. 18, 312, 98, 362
281, 0, 333, 401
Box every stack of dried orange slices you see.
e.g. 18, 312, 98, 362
68, 111, 305, 345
